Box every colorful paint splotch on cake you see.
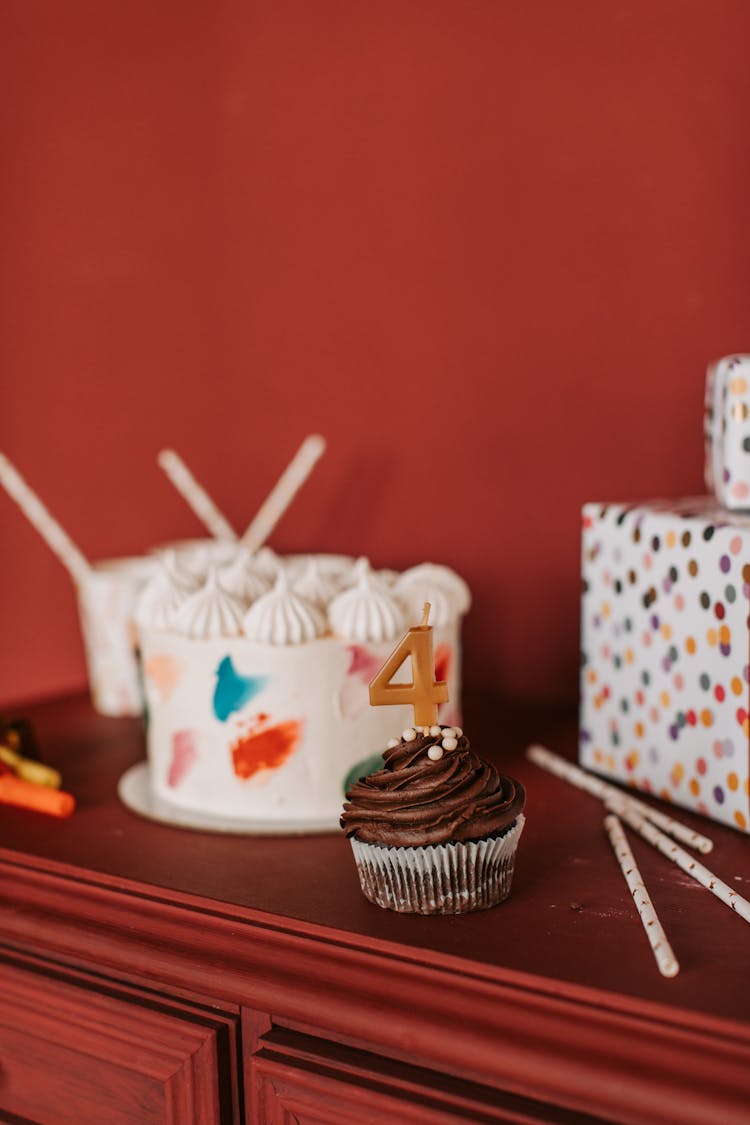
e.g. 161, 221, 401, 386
231, 714, 303, 780
337, 645, 385, 719
144, 653, 185, 702
213, 655, 269, 722
434, 643, 452, 687
346, 645, 383, 682
580, 500, 750, 834
167, 729, 198, 787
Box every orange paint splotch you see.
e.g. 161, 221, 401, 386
145, 653, 184, 701
231, 719, 303, 780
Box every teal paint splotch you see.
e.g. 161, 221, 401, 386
213, 656, 269, 722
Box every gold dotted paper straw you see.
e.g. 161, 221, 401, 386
526, 744, 714, 854
240, 434, 326, 553
604, 814, 679, 978
606, 796, 750, 926
158, 449, 237, 541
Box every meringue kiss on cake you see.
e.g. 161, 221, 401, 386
135, 553, 470, 829
341, 605, 526, 913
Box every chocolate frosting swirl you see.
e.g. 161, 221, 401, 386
341, 727, 525, 847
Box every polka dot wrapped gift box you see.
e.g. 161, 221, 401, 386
580, 499, 750, 834
704, 355, 750, 510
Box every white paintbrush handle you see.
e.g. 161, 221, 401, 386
526, 743, 713, 854
604, 814, 679, 978
606, 796, 750, 926
241, 434, 326, 553
158, 449, 237, 541
0, 453, 91, 585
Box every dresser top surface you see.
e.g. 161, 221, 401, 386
1, 690, 748, 1031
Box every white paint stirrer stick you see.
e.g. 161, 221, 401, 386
606, 796, 750, 926
604, 814, 680, 978
157, 449, 237, 541
526, 743, 714, 854
0, 453, 91, 586
240, 434, 326, 553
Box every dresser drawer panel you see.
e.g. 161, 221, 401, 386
0, 956, 227, 1123
246, 1023, 612, 1125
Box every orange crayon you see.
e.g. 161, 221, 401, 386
0, 774, 75, 817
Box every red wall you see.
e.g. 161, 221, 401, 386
2, 2, 750, 708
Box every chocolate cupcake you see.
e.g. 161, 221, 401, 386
341, 724, 525, 914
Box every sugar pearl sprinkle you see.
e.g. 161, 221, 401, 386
427, 724, 462, 761
397, 725, 462, 762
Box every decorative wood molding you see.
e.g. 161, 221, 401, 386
1, 850, 749, 1125
0, 945, 241, 1123
249, 1025, 611, 1124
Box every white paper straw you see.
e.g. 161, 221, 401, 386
606, 796, 750, 926
240, 434, 326, 553
526, 744, 714, 855
604, 814, 679, 978
0, 453, 91, 585
157, 449, 237, 541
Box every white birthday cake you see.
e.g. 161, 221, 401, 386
135, 546, 469, 828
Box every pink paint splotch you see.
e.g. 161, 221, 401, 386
338, 645, 383, 719
434, 643, 452, 685
434, 645, 460, 724
167, 730, 198, 787
346, 645, 383, 681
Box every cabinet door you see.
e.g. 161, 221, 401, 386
246, 1023, 610, 1125
0, 952, 240, 1124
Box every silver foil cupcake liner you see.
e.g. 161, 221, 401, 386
349, 814, 525, 915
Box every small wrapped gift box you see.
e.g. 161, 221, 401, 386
704, 355, 750, 509
580, 499, 750, 833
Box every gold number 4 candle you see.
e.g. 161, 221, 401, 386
369, 603, 448, 726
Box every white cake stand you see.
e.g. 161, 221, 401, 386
117, 762, 340, 836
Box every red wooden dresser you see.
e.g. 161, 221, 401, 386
0, 693, 748, 1123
